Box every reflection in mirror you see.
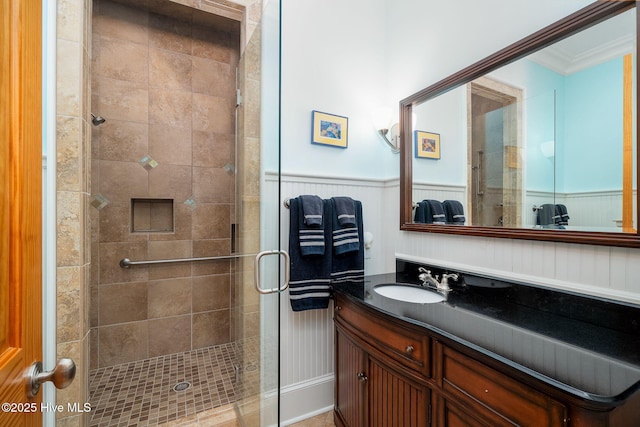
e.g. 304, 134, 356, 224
404, 2, 639, 246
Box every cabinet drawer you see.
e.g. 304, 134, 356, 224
335, 295, 430, 377
440, 344, 566, 426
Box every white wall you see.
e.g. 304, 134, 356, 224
280, 0, 397, 181
278, 0, 640, 423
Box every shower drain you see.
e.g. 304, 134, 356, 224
172, 381, 191, 392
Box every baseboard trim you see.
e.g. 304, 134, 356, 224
280, 374, 335, 426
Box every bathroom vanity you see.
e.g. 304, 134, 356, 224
333, 262, 640, 426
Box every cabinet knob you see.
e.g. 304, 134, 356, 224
405, 345, 415, 355
356, 372, 368, 383
335, 306, 342, 311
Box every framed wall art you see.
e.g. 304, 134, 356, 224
312, 110, 348, 148
414, 130, 440, 159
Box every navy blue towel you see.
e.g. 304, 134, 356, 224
332, 196, 356, 226
555, 204, 569, 225
330, 199, 364, 284
414, 201, 427, 223
298, 195, 325, 256
288, 197, 332, 311
443, 200, 465, 225
331, 197, 360, 254
537, 203, 556, 227
300, 195, 324, 226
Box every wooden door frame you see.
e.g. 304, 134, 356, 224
0, 0, 43, 425
467, 77, 523, 228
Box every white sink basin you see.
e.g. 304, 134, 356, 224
373, 284, 445, 304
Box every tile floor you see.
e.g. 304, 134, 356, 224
156, 405, 335, 427
89, 344, 240, 426
88, 340, 333, 426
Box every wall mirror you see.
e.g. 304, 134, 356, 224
400, 1, 640, 247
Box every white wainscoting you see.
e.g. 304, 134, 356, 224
264, 171, 640, 423
266, 171, 395, 423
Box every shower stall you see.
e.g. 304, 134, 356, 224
88, 0, 283, 425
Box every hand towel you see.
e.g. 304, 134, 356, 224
330, 199, 364, 284
300, 195, 324, 226
297, 195, 325, 256
332, 196, 356, 226
414, 201, 428, 223
425, 200, 446, 224
443, 200, 466, 225
537, 203, 556, 227
288, 197, 332, 311
555, 204, 570, 225
331, 197, 359, 254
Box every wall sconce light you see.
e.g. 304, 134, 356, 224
540, 140, 555, 158
378, 124, 400, 153
372, 107, 400, 153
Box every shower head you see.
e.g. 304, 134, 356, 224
91, 113, 106, 126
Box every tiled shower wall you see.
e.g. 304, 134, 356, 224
90, 0, 241, 368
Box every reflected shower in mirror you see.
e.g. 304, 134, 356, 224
401, 2, 639, 247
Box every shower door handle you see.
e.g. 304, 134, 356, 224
254, 250, 290, 294
474, 149, 484, 196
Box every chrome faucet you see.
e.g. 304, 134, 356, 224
418, 267, 458, 294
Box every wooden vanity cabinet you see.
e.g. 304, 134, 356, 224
434, 342, 567, 426
334, 295, 431, 427
334, 293, 640, 427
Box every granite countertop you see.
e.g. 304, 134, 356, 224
333, 266, 640, 405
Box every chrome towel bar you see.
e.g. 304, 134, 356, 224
119, 253, 255, 268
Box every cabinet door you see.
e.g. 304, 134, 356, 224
368, 356, 430, 427
335, 327, 366, 427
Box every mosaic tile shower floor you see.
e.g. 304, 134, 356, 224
89, 343, 254, 427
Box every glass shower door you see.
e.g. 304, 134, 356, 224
233, 0, 283, 425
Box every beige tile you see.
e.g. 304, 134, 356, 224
99, 282, 148, 325
99, 241, 148, 284
191, 239, 231, 276
149, 12, 192, 55
192, 310, 230, 348
148, 261, 192, 281
98, 119, 149, 162
58, 0, 83, 42
192, 56, 232, 98
148, 277, 192, 318
148, 239, 192, 260
192, 93, 233, 134
57, 191, 84, 267
192, 274, 230, 313
148, 315, 191, 357
93, 0, 149, 44
192, 203, 231, 240
98, 321, 148, 366
57, 39, 82, 116
150, 48, 193, 91
96, 76, 149, 123
192, 26, 233, 63
97, 36, 149, 83
149, 88, 193, 129
99, 159, 149, 203
193, 167, 233, 203
192, 131, 232, 168
57, 266, 83, 342
148, 164, 192, 199
57, 116, 83, 192
149, 123, 193, 166
149, 202, 193, 241
99, 202, 144, 243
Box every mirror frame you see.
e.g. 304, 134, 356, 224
400, 1, 640, 248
